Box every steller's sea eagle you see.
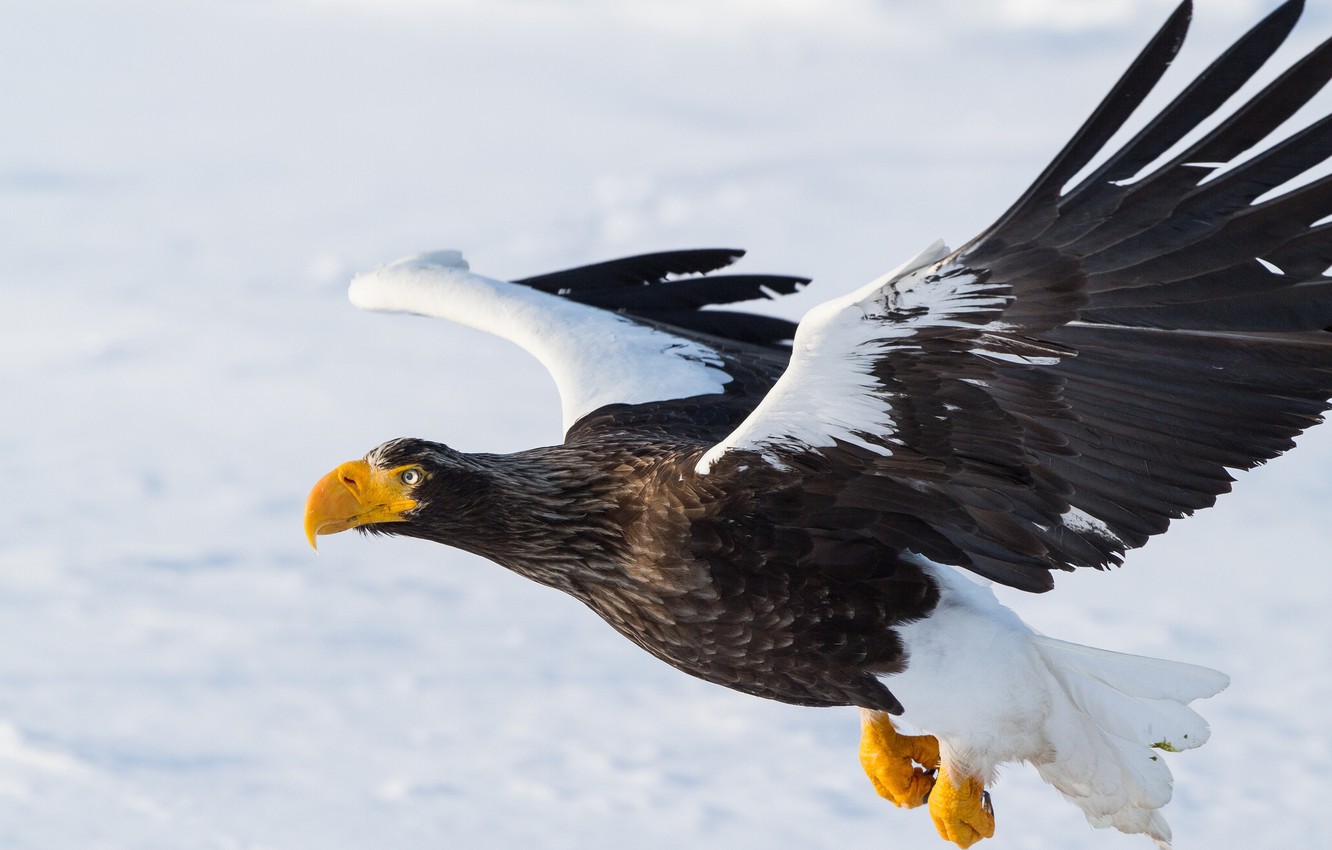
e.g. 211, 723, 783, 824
304, 2, 1332, 847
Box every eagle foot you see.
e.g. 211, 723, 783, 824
858, 710, 940, 809
928, 770, 995, 849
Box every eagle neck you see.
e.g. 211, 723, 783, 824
429, 445, 640, 595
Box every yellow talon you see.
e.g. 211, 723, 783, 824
928, 769, 995, 849
858, 709, 940, 808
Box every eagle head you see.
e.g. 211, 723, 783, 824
304, 438, 481, 548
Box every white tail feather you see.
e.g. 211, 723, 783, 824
1030, 636, 1229, 848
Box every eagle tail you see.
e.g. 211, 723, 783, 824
1029, 635, 1230, 848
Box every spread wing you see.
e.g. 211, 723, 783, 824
348, 248, 806, 437
700, 0, 1332, 591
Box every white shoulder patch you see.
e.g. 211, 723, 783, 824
350, 252, 733, 434
698, 240, 1012, 473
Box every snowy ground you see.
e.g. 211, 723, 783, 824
4, 1, 1331, 848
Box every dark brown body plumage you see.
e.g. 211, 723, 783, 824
367, 436, 938, 714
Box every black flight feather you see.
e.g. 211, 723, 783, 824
514, 249, 807, 348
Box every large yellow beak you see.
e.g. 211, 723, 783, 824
304, 459, 419, 549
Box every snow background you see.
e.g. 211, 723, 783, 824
4, 0, 1330, 847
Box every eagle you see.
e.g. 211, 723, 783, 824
304, 2, 1332, 847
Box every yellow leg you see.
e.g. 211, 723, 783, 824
858, 709, 939, 808
928, 769, 995, 849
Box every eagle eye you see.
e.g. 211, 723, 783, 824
400, 468, 424, 486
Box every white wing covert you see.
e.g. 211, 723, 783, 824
349, 250, 806, 436
697, 241, 1060, 473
